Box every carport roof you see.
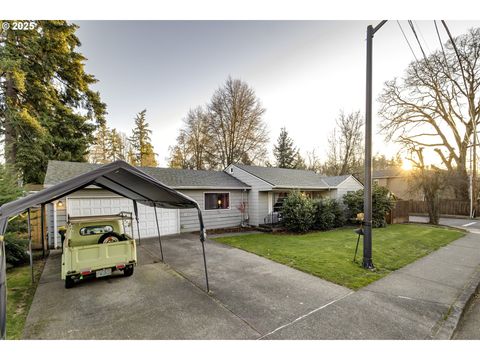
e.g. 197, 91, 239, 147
1, 160, 203, 230
45, 160, 250, 189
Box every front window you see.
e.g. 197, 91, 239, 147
204, 193, 230, 210
80, 225, 114, 236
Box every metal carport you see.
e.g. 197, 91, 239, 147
0, 160, 210, 340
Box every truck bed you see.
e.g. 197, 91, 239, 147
61, 240, 137, 279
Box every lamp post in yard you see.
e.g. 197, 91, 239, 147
363, 20, 387, 269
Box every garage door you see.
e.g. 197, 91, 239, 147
67, 197, 180, 237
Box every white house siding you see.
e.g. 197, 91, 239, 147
47, 188, 248, 245
333, 176, 363, 200
225, 165, 273, 226
257, 192, 270, 225
178, 189, 247, 232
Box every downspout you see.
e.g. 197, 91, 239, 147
196, 205, 210, 293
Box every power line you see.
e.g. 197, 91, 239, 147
396, 21, 419, 62
434, 20, 448, 65
414, 20, 431, 54
408, 20, 429, 62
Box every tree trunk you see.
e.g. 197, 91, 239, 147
427, 195, 440, 225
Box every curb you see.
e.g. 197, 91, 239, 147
432, 264, 480, 339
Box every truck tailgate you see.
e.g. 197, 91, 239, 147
63, 240, 137, 276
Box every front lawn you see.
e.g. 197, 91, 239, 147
6, 260, 45, 339
214, 224, 464, 290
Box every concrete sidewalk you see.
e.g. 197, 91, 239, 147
263, 231, 480, 339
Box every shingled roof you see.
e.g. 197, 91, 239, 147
233, 164, 334, 189
372, 168, 406, 179
44, 161, 250, 189
320, 174, 353, 187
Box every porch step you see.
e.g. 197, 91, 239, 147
257, 224, 285, 233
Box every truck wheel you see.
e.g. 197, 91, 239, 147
124, 265, 134, 277
65, 276, 75, 289
98, 232, 122, 244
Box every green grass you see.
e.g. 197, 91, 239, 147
6, 260, 45, 340
214, 224, 465, 290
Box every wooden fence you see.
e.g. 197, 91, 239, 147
30, 208, 45, 250
408, 199, 478, 217
387, 200, 410, 224
388, 199, 477, 224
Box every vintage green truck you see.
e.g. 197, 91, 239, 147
61, 214, 137, 288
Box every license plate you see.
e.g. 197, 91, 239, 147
96, 268, 112, 278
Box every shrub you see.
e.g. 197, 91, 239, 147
4, 236, 29, 266
313, 199, 335, 230
282, 191, 315, 233
343, 184, 395, 228
330, 199, 346, 228
313, 198, 347, 231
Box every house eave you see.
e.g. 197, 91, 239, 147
271, 185, 332, 191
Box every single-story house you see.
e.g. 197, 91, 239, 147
225, 164, 363, 226
372, 168, 423, 200
43, 161, 363, 248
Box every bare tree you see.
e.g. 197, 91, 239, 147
306, 149, 322, 172
379, 28, 480, 200
184, 107, 212, 169
407, 147, 448, 225
207, 77, 269, 168
323, 110, 364, 176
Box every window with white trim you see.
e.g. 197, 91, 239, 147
205, 193, 230, 210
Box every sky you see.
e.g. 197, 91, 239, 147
74, 20, 480, 167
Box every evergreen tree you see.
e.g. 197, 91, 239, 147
0, 21, 106, 183
0, 164, 23, 205
89, 123, 110, 164
107, 128, 125, 161
129, 109, 157, 167
273, 127, 299, 169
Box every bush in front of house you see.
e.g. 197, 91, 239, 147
343, 184, 395, 228
313, 199, 335, 230
313, 198, 347, 231
282, 191, 315, 233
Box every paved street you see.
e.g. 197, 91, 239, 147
410, 215, 480, 231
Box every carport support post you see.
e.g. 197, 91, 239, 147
41, 204, 46, 258
27, 209, 34, 284
153, 205, 164, 262
0, 234, 6, 340
197, 207, 210, 293
133, 200, 141, 245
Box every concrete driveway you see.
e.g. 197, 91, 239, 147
23, 234, 351, 339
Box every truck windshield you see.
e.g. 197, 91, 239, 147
79, 225, 114, 236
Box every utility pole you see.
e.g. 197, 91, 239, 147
363, 20, 387, 270
472, 120, 477, 219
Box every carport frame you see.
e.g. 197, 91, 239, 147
0, 160, 210, 340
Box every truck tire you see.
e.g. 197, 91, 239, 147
65, 276, 75, 289
124, 265, 134, 277
98, 232, 122, 244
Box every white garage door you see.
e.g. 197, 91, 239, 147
67, 197, 180, 237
